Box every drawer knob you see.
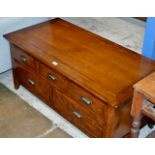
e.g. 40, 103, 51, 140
80, 96, 92, 105
48, 73, 57, 81
73, 111, 81, 118
28, 79, 35, 85
20, 56, 27, 63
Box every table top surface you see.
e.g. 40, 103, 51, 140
134, 72, 155, 103
4, 18, 155, 106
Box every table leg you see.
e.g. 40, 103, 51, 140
130, 91, 144, 138
13, 69, 20, 89
131, 115, 142, 137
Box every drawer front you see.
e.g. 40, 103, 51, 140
53, 89, 104, 137
17, 67, 36, 92
36, 78, 51, 102
67, 82, 106, 118
11, 45, 36, 69
15, 64, 51, 102
39, 63, 68, 92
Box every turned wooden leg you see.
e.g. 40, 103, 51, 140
130, 90, 144, 138
131, 115, 142, 137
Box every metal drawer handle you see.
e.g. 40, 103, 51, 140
73, 111, 81, 118
28, 79, 35, 85
20, 55, 27, 63
48, 73, 56, 81
80, 96, 92, 105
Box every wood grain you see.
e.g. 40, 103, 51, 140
5, 18, 155, 138
4, 18, 155, 107
53, 89, 104, 137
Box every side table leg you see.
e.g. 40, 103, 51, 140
130, 91, 144, 138
131, 115, 142, 137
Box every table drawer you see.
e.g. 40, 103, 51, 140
53, 89, 104, 137
16, 65, 51, 102
39, 62, 68, 92
18, 68, 36, 92
36, 78, 52, 102
67, 82, 106, 118
11, 45, 36, 69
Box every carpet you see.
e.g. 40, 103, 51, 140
0, 83, 72, 138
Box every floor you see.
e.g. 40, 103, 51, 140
0, 17, 154, 138
0, 83, 71, 138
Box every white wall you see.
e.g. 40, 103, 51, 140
0, 17, 50, 73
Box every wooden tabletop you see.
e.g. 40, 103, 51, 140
134, 72, 155, 103
4, 18, 155, 107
